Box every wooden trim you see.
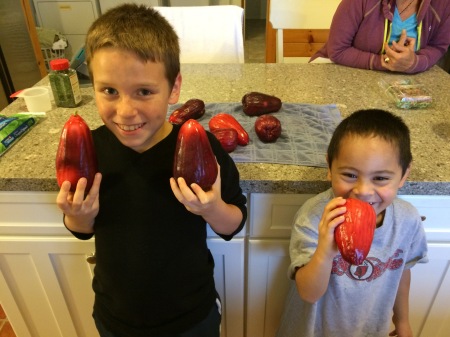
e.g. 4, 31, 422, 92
20, 0, 47, 78
265, 0, 276, 63
265, 0, 330, 62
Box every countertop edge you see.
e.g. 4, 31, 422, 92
1, 178, 449, 195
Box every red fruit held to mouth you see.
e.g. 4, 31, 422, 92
334, 198, 376, 265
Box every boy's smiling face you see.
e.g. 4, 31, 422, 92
90, 47, 181, 153
327, 135, 410, 226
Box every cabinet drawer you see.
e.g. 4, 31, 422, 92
398, 195, 450, 242
249, 193, 315, 238
249, 194, 450, 241
0, 191, 69, 236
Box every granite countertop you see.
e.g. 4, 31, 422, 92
1, 63, 449, 194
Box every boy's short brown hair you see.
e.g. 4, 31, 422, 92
327, 109, 412, 176
85, 3, 180, 88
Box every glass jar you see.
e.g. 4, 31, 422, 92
49, 58, 82, 108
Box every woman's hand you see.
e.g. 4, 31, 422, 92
382, 29, 417, 72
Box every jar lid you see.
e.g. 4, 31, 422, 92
50, 58, 70, 70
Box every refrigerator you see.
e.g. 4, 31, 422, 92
0, 0, 43, 111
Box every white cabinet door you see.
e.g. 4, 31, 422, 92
208, 238, 245, 337
410, 243, 450, 337
246, 193, 312, 337
0, 237, 97, 337
249, 193, 314, 238
247, 239, 291, 337
398, 195, 450, 241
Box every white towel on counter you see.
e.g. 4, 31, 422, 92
155, 5, 244, 63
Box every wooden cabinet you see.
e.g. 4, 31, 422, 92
1, 191, 449, 337
0, 192, 245, 337
409, 243, 450, 336
208, 238, 245, 337
0, 192, 98, 337
0, 237, 97, 337
397, 195, 450, 336
247, 239, 290, 337
246, 194, 313, 337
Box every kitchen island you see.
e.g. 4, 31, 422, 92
1, 63, 450, 194
1, 64, 450, 337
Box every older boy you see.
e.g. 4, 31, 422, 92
277, 109, 427, 337
56, 4, 247, 337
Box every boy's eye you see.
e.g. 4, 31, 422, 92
138, 89, 152, 96
103, 87, 118, 95
343, 173, 357, 179
374, 176, 389, 181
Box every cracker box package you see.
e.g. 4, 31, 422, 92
379, 78, 432, 109
0, 113, 44, 156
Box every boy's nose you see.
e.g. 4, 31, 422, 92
354, 181, 374, 198
117, 96, 137, 117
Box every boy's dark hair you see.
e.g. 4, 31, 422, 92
85, 3, 180, 89
327, 109, 412, 176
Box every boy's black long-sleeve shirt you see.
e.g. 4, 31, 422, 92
69, 124, 247, 337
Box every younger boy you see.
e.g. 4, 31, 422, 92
56, 4, 247, 337
276, 109, 427, 337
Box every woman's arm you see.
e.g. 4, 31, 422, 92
326, 0, 382, 70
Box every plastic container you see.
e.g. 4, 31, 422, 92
17, 87, 52, 112
49, 58, 82, 108
378, 77, 432, 109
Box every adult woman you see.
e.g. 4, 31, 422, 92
310, 0, 450, 73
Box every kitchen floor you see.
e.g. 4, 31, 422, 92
0, 305, 16, 337
244, 19, 266, 63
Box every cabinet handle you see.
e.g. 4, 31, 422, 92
86, 252, 96, 264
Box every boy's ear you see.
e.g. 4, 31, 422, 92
326, 154, 332, 181
168, 72, 182, 104
399, 163, 412, 188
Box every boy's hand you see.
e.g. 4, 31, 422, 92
56, 172, 102, 233
316, 197, 347, 261
389, 322, 413, 337
382, 29, 417, 72
294, 197, 347, 303
170, 164, 222, 217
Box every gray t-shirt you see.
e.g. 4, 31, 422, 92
277, 188, 428, 337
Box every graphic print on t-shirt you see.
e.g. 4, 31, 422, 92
331, 249, 404, 281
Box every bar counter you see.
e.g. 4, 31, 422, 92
1, 63, 449, 194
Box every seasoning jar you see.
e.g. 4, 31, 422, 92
49, 58, 82, 108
